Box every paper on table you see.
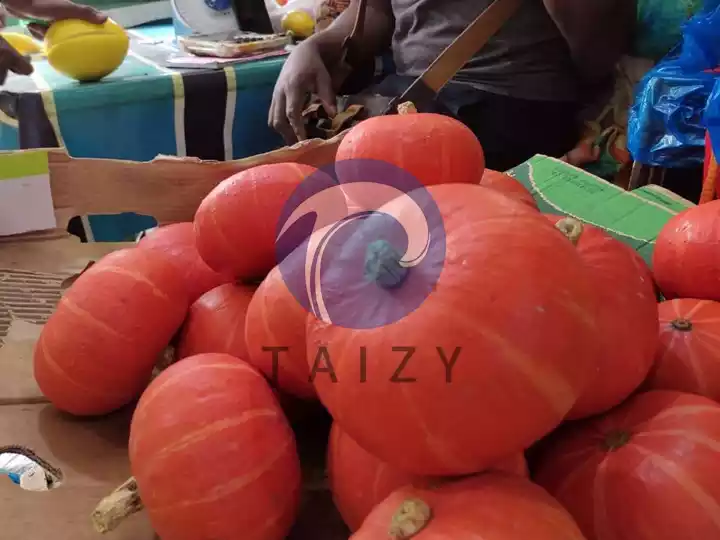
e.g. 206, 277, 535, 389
0, 151, 56, 237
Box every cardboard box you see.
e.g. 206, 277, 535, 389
0, 146, 693, 539
507, 155, 694, 265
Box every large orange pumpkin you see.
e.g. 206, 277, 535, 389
534, 390, 720, 540
308, 184, 599, 476
328, 422, 528, 532
352, 474, 586, 539
549, 216, 658, 419
245, 265, 314, 399
176, 283, 256, 361
129, 353, 301, 540
137, 222, 232, 302
194, 163, 318, 281
34, 248, 188, 416
646, 299, 720, 401
335, 108, 484, 187
480, 169, 538, 210
653, 200, 720, 300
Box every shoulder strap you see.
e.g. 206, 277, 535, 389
342, 0, 521, 86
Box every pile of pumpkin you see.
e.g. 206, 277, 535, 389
33, 105, 720, 540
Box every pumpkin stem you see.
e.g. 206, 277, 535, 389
671, 318, 693, 332
603, 430, 632, 451
397, 102, 418, 115
555, 217, 584, 246
91, 476, 144, 534
389, 498, 433, 539
364, 240, 409, 289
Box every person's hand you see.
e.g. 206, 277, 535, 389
268, 41, 336, 144
0, 34, 33, 84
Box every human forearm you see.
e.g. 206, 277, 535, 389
543, 0, 634, 84
306, 0, 393, 66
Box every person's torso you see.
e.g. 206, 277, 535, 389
390, 0, 578, 102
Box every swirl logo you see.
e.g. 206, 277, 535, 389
276, 159, 446, 330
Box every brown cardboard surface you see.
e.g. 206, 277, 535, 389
0, 403, 155, 540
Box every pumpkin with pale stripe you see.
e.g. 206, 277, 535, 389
308, 184, 600, 476
194, 163, 319, 281
34, 248, 189, 416
137, 222, 232, 303
647, 299, 720, 402
245, 266, 314, 399
328, 422, 528, 532
335, 110, 484, 187
548, 215, 658, 419
129, 353, 301, 540
177, 283, 256, 361
352, 473, 586, 540
535, 391, 720, 540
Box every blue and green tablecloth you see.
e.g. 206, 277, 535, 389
0, 24, 286, 240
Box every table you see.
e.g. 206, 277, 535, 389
0, 23, 286, 241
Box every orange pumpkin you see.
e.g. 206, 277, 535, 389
335, 108, 484, 187
352, 473, 586, 539
653, 200, 720, 300
245, 265, 314, 399
176, 283, 256, 361
194, 163, 318, 281
328, 422, 527, 532
137, 222, 232, 302
34, 248, 188, 416
129, 353, 301, 540
480, 169, 538, 210
549, 216, 658, 419
647, 299, 720, 401
534, 391, 720, 540
308, 184, 599, 475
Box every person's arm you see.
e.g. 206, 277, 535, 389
543, 0, 635, 86
308, 0, 394, 68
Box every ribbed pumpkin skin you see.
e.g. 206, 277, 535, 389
480, 169, 538, 210
137, 222, 231, 302
335, 113, 485, 187
547, 216, 658, 419
352, 474, 586, 540
245, 266, 313, 399
328, 423, 528, 532
177, 283, 256, 361
129, 353, 301, 540
33, 248, 188, 416
647, 299, 720, 401
534, 391, 720, 540
309, 184, 599, 476
653, 200, 720, 300
194, 163, 317, 281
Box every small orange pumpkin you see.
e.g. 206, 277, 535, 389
245, 266, 314, 399
335, 107, 485, 187
137, 222, 232, 302
34, 248, 189, 416
177, 283, 256, 361
130, 353, 301, 540
194, 163, 318, 281
647, 299, 720, 401
328, 423, 527, 532
352, 474, 586, 539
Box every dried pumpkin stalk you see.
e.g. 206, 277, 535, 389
91, 476, 143, 534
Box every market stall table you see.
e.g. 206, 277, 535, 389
0, 24, 286, 241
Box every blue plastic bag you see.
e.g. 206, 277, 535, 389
629, 3, 720, 167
